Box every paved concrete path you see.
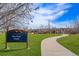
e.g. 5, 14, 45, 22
41, 34, 76, 56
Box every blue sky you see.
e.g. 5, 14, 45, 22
29, 3, 79, 29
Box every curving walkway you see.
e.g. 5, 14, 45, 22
41, 34, 76, 56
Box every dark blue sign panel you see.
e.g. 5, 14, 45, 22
6, 29, 27, 42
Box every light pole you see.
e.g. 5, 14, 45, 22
48, 20, 51, 34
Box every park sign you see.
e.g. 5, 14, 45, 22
6, 29, 27, 42
5, 29, 28, 49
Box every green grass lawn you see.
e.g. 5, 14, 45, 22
0, 33, 60, 56
57, 34, 79, 56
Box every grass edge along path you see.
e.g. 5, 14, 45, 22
57, 34, 79, 56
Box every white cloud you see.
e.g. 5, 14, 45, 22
28, 3, 72, 29
36, 8, 53, 15
35, 3, 71, 15
57, 3, 66, 6
57, 3, 72, 10
29, 10, 67, 29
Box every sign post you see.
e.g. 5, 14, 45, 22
5, 32, 7, 49
6, 29, 28, 49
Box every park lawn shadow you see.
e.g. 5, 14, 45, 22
0, 48, 27, 52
